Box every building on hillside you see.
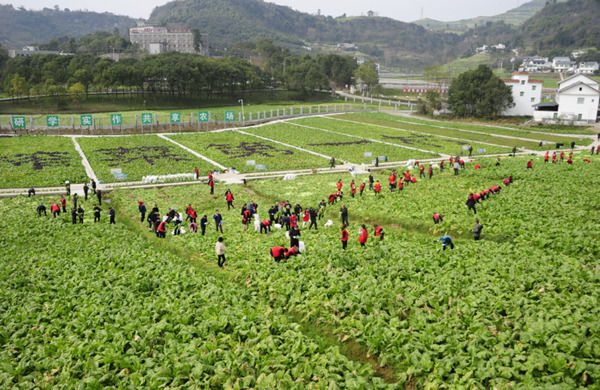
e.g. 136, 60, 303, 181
520, 56, 551, 73
502, 72, 543, 116
577, 61, 599, 75
129, 26, 207, 55
8, 46, 72, 58
534, 74, 600, 124
552, 57, 576, 73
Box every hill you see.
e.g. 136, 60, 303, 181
148, 0, 460, 70
415, 0, 568, 33
516, 0, 600, 53
0, 4, 137, 48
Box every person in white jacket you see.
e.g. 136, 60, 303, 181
215, 237, 226, 268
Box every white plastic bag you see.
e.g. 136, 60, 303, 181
299, 241, 305, 252
324, 219, 333, 228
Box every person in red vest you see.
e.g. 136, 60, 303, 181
432, 213, 443, 224
224, 189, 235, 210
302, 210, 310, 228
481, 189, 491, 200
336, 179, 342, 191
242, 208, 251, 231
428, 165, 433, 179
208, 177, 215, 195
358, 224, 368, 247
490, 185, 502, 194
552, 151, 557, 163
328, 193, 337, 205
584, 158, 591, 163
51, 202, 60, 218
260, 219, 271, 234
285, 246, 300, 259
388, 173, 396, 192
403, 171, 411, 186
189, 208, 197, 223
411, 176, 417, 184
560, 151, 565, 162
374, 181, 381, 195
439, 160, 444, 172
270, 246, 287, 262
544, 151, 549, 163
449, 156, 453, 166
419, 164, 425, 178
336, 190, 343, 201
459, 159, 465, 169
503, 176, 513, 186
466, 193, 477, 214
156, 219, 167, 238
194, 167, 199, 180
397, 180, 404, 192
473, 192, 481, 203
185, 204, 193, 221
567, 157, 573, 165
359, 182, 365, 196
340, 226, 349, 250
61, 196, 67, 213
290, 213, 298, 228
350, 180, 357, 198
374, 224, 384, 241
527, 159, 533, 169
569, 151, 573, 159
474, 164, 482, 170
208, 170, 213, 181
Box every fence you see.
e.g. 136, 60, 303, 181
0, 102, 409, 136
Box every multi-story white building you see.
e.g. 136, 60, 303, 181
552, 57, 576, 73
129, 26, 207, 55
503, 72, 543, 116
577, 62, 599, 75
534, 74, 600, 124
521, 56, 551, 72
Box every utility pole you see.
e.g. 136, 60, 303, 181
238, 99, 245, 126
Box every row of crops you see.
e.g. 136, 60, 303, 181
0, 113, 593, 187
2, 155, 599, 387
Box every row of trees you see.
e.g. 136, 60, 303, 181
0, 39, 373, 98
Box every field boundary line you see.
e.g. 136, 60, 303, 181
71, 136, 98, 182
324, 116, 515, 151
288, 120, 444, 157
235, 129, 350, 164
157, 134, 227, 170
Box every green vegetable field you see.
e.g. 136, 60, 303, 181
1, 113, 599, 387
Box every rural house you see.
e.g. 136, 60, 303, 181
502, 73, 543, 116
534, 74, 600, 124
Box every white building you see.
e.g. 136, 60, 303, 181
577, 62, 599, 75
503, 73, 543, 116
534, 74, 600, 124
129, 26, 207, 55
552, 57, 576, 73
521, 56, 551, 72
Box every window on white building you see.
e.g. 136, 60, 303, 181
521, 80, 525, 85
532, 85, 537, 91
577, 97, 584, 104
520, 92, 524, 97
530, 97, 535, 102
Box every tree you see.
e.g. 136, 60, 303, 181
69, 82, 85, 104
9, 73, 28, 98
418, 91, 442, 115
447, 65, 513, 118
73, 68, 93, 95
353, 61, 379, 94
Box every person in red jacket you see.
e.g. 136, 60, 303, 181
285, 246, 300, 258
270, 246, 287, 262
388, 174, 396, 192
439, 160, 445, 172
359, 182, 365, 196
302, 210, 310, 228
260, 219, 271, 234
503, 176, 513, 186
242, 208, 251, 231
474, 164, 482, 170
544, 151, 549, 163
527, 160, 533, 169
208, 178, 215, 195
419, 164, 425, 178
350, 180, 357, 198
61, 196, 67, 213
560, 151, 565, 162
374, 224, 384, 241
224, 189, 235, 210
411, 176, 417, 184
358, 224, 368, 247
340, 226, 349, 250
51, 202, 60, 218
156, 219, 167, 238
432, 213, 443, 224
185, 204, 192, 220
567, 157, 573, 165
490, 185, 502, 194
428, 165, 433, 179
552, 152, 557, 163
336, 179, 343, 191
208, 170, 213, 181
328, 193, 337, 205
190, 208, 197, 223
290, 214, 298, 228
194, 167, 200, 180
374, 181, 381, 195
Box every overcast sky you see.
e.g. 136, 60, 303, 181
9, 0, 529, 21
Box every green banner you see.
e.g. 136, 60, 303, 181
11, 116, 26, 129
80, 115, 93, 127
224, 111, 235, 121
46, 115, 59, 127
198, 111, 209, 122
111, 113, 122, 125
141, 112, 153, 124
169, 112, 181, 123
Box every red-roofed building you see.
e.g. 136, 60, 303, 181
503, 73, 542, 116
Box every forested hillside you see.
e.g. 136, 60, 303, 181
0, 4, 137, 48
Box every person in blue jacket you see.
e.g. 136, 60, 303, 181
437, 235, 454, 250
213, 210, 223, 233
